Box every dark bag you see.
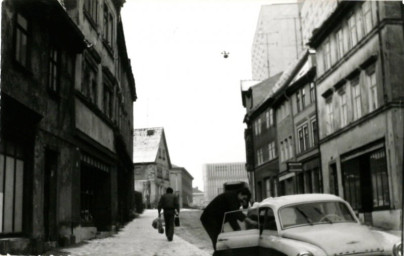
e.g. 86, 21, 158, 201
174, 215, 180, 227
153, 217, 165, 234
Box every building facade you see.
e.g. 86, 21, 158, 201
170, 165, 193, 208
241, 74, 283, 202
203, 162, 248, 202
192, 187, 205, 208
282, 51, 321, 196
0, 0, 136, 254
134, 128, 172, 209
65, 0, 136, 243
309, 0, 404, 229
251, 3, 303, 81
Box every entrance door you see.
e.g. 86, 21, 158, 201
44, 149, 58, 241
359, 154, 373, 225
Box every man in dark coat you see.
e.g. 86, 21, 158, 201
200, 187, 252, 254
158, 187, 180, 241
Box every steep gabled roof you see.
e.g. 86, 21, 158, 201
133, 127, 163, 163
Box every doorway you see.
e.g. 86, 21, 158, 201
44, 149, 58, 241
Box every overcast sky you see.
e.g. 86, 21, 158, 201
122, 0, 293, 190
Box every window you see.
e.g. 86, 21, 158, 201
339, 89, 348, 127
15, 13, 29, 68
260, 207, 277, 231
326, 98, 334, 135
296, 91, 301, 112
103, 3, 114, 46
0, 139, 25, 234
266, 111, 270, 128
310, 83, 315, 103
257, 118, 262, 135
48, 46, 60, 93
298, 128, 304, 153
84, 0, 98, 24
323, 40, 331, 70
352, 81, 362, 120
348, 14, 358, 49
284, 139, 289, 160
367, 71, 377, 112
301, 88, 306, 109
288, 137, 293, 159
103, 84, 113, 118
269, 109, 273, 126
356, 8, 364, 40
257, 148, 263, 166
343, 26, 350, 55
268, 142, 276, 161
280, 142, 284, 162
303, 126, 309, 150
336, 28, 344, 59
298, 125, 309, 153
254, 121, 258, 135
370, 149, 390, 208
82, 60, 98, 103
363, 1, 374, 34
311, 119, 318, 146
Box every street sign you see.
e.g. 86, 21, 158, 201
287, 162, 303, 172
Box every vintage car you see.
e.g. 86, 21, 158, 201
216, 194, 401, 256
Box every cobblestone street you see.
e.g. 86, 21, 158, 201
45, 210, 211, 256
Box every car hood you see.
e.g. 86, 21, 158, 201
281, 223, 386, 255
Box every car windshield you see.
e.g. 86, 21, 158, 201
279, 201, 356, 229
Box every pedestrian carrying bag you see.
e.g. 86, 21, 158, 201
174, 215, 180, 227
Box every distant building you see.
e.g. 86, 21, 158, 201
251, 3, 303, 81
170, 165, 193, 208
203, 163, 248, 202
192, 187, 205, 208
134, 128, 172, 209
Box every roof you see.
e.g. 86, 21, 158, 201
171, 164, 194, 179
257, 194, 345, 209
133, 127, 164, 163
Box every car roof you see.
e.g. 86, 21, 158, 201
254, 193, 345, 209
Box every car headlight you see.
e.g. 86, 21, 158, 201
393, 242, 402, 256
297, 252, 313, 256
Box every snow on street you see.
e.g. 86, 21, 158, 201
48, 210, 211, 256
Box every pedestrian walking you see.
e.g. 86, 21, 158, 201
200, 187, 252, 255
158, 187, 180, 241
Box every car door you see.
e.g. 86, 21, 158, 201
216, 208, 260, 256
258, 207, 288, 256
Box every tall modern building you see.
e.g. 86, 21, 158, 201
251, 3, 303, 81
203, 163, 248, 202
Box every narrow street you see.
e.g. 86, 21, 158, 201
45, 210, 212, 256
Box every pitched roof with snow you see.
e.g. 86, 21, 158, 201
133, 127, 164, 163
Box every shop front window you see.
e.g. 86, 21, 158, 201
0, 139, 24, 234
